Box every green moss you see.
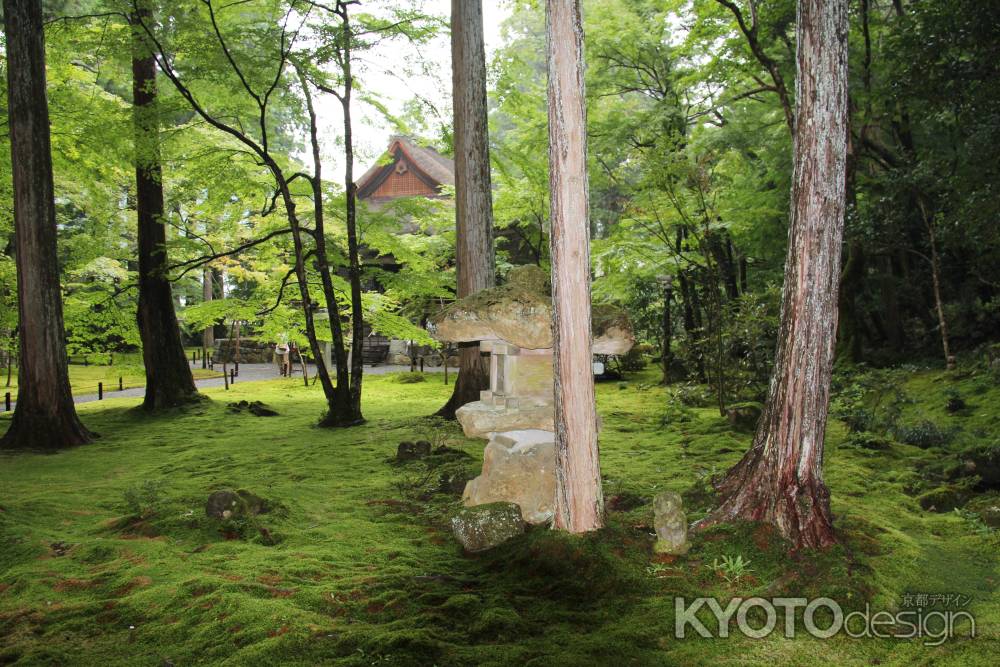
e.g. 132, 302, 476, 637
393, 371, 427, 384
917, 486, 971, 512
431, 279, 550, 326
0, 366, 998, 665
431, 267, 630, 340
505, 264, 550, 294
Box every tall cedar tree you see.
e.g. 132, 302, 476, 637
546, 0, 604, 532
131, 3, 200, 409
0, 0, 93, 450
701, 0, 849, 549
435, 0, 496, 419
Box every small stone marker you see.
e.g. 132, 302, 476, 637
451, 502, 525, 553
653, 491, 690, 555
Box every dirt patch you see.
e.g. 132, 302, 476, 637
113, 576, 153, 597
53, 578, 93, 592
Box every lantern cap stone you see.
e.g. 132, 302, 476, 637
432, 265, 635, 353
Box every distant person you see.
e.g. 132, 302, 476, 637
274, 342, 290, 377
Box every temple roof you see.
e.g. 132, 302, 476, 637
356, 136, 455, 201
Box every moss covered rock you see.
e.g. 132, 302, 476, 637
396, 440, 432, 462
451, 502, 525, 553
917, 486, 970, 512
205, 489, 269, 520
725, 402, 763, 431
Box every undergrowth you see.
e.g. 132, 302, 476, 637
0, 366, 997, 665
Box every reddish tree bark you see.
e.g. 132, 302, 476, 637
546, 0, 604, 533
700, 0, 849, 549
131, 3, 199, 410
0, 0, 93, 450
435, 0, 496, 420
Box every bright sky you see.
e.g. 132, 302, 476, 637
313, 0, 512, 177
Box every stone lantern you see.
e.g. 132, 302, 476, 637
432, 266, 634, 524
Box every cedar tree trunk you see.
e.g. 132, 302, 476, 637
435, 0, 496, 420
546, 0, 604, 532
131, 5, 199, 410
700, 0, 849, 549
661, 278, 673, 384
0, 0, 93, 450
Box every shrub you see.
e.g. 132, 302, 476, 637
944, 387, 967, 413
395, 372, 426, 384
659, 402, 695, 425
895, 420, 956, 449
675, 382, 713, 408
711, 554, 753, 584
831, 368, 909, 433
847, 431, 893, 451
619, 347, 647, 371
123, 480, 164, 519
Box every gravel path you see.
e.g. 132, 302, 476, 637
3, 362, 445, 409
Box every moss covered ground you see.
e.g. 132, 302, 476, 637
1, 365, 998, 665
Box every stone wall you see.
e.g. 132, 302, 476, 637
213, 339, 276, 364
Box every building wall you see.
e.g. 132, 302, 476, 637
370, 168, 437, 199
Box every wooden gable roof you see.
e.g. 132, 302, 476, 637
356, 136, 455, 202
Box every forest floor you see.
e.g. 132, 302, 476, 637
0, 364, 998, 666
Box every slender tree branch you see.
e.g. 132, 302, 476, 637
167, 227, 294, 279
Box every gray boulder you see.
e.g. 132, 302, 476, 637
462, 430, 556, 525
